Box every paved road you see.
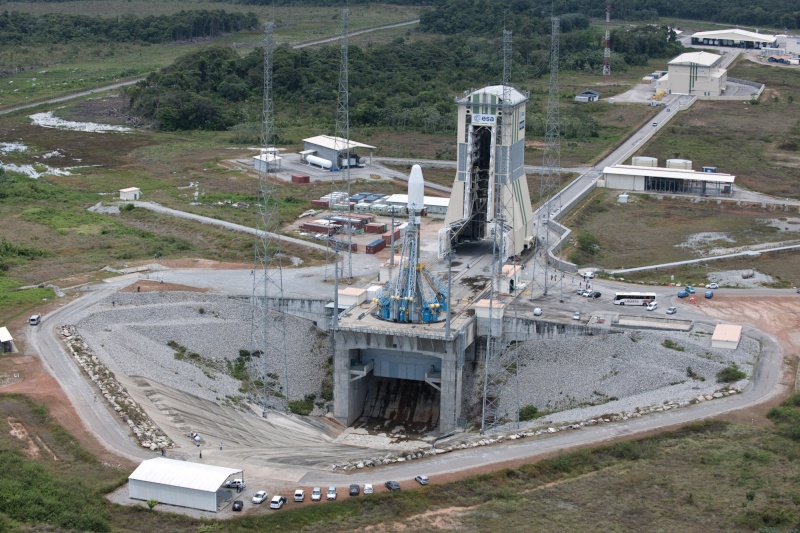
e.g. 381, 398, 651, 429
132, 201, 329, 252
0, 79, 143, 116
293, 20, 420, 49
25, 283, 152, 463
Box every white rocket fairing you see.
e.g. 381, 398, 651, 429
407, 164, 425, 212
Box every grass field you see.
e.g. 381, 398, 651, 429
2, 392, 800, 532
559, 189, 800, 286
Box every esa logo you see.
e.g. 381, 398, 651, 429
472, 114, 496, 125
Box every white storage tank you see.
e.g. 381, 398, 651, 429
307, 154, 333, 169
632, 156, 658, 167
666, 159, 693, 170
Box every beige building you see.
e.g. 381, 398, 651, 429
655, 51, 726, 97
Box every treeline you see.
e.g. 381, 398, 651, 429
420, 0, 800, 30
126, 25, 679, 133
0, 9, 258, 45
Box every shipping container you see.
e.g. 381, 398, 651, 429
311, 199, 330, 208
382, 229, 401, 245
291, 173, 310, 184
366, 238, 386, 254
365, 223, 387, 233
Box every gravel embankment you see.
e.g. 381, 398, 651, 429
466, 326, 757, 427
74, 292, 330, 411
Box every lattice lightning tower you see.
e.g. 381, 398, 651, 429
481, 29, 519, 433
325, 8, 353, 282
531, 17, 562, 300
250, 21, 289, 416
603, 3, 611, 82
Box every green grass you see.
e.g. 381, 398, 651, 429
561, 189, 800, 285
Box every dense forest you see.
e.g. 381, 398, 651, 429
125, 25, 679, 134
0, 9, 258, 45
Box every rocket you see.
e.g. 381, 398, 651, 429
407, 164, 425, 223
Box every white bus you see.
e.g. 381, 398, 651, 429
613, 292, 657, 306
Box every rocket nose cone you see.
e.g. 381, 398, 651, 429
408, 165, 425, 210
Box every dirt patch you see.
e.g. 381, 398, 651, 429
144, 258, 252, 270
7, 416, 41, 458
123, 280, 210, 293
56, 93, 149, 129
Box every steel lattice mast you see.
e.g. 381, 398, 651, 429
481, 30, 518, 433
325, 8, 353, 282
250, 21, 289, 416
532, 17, 562, 301
603, 3, 611, 83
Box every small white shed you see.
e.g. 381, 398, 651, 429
711, 324, 742, 350
120, 187, 141, 201
0, 326, 13, 353
128, 457, 242, 512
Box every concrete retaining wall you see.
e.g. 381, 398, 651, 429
230, 296, 330, 324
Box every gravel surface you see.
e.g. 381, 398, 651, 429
74, 292, 330, 411
465, 325, 757, 428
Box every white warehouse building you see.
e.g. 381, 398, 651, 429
602, 164, 735, 196
655, 51, 727, 97
128, 457, 243, 512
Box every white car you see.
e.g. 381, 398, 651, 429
363, 484, 374, 494
311, 487, 322, 501
225, 479, 246, 490
572, 311, 581, 321
705, 283, 719, 289
326, 486, 337, 500
294, 489, 305, 502
415, 475, 429, 485
646, 301, 658, 311
666, 307, 677, 315
251, 490, 268, 504
270, 495, 287, 509
533, 308, 542, 316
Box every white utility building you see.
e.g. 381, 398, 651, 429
690, 29, 777, 50
119, 187, 141, 201
602, 164, 735, 196
253, 147, 282, 172
301, 135, 375, 170
711, 324, 743, 350
655, 52, 727, 97
128, 457, 242, 512
383, 194, 450, 215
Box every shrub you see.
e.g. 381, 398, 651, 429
717, 364, 746, 383
288, 394, 316, 415
519, 404, 540, 421
662, 339, 684, 351
146, 499, 158, 510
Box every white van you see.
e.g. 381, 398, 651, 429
29, 314, 41, 326
646, 302, 658, 311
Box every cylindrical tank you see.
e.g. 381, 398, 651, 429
407, 164, 425, 211
666, 159, 692, 170
632, 156, 658, 167
306, 155, 332, 169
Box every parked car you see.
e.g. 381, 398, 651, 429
572, 311, 581, 320
232, 500, 244, 512
28, 314, 41, 326
589, 291, 602, 299
385, 480, 401, 491
685, 286, 696, 294
349, 484, 360, 496
294, 489, 305, 502
251, 490, 268, 504
363, 484, 374, 494
705, 283, 719, 289
705, 291, 714, 299
582, 289, 593, 297
666, 307, 677, 315
533, 308, 542, 316
326, 487, 337, 500
415, 475, 429, 486
311, 487, 322, 501
646, 301, 658, 311
225, 479, 246, 490
576, 288, 585, 295
677, 290, 689, 298
270, 495, 287, 509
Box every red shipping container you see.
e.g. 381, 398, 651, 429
291, 174, 310, 184
365, 223, 387, 234
311, 199, 329, 208
381, 229, 400, 245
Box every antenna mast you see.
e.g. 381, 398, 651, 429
532, 17, 562, 301
250, 21, 289, 416
603, 3, 611, 83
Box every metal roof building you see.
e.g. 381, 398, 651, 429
383, 194, 450, 214
128, 457, 242, 512
691, 29, 777, 49
0, 326, 13, 353
711, 324, 743, 350
301, 135, 376, 170
655, 52, 727, 97
602, 164, 735, 196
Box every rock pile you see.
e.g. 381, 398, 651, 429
60, 325, 173, 451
